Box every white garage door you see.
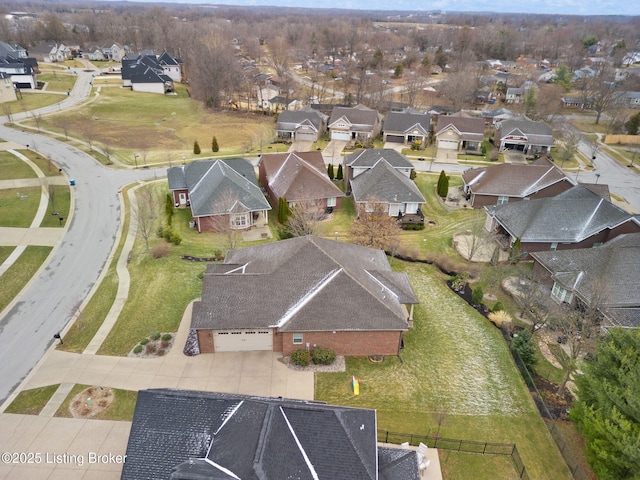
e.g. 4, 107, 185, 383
295, 131, 317, 141
214, 329, 273, 352
331, 130, 351, 141
438, 139, 459, 150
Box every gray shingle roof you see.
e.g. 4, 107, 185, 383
276, 109, 326, 132
350, 159, 426, 205
531, 233, 640, 327
383, 111, 430, 134
260, 151, 344, 202
487, 186, 638, 243
122, 389, 393, 480
344, 148, 413, 169
191, 236, 418, 332
463, 159, 574, 198
498, 117, 554, 146
435, 117, 485, 141
167, 159, 270, 217
329, 105, 380, 129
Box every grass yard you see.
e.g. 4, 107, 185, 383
316, 262, 572, 480
2, 93, 65, 116
4, 385, 60, 415
0, 187, 41, 227
22, 150, 65, 176
0, 151, 38, 179
0, 246, 52, 312
54, 384, 138, 421
26, 85, 278, 166
38, 185, 70, 228
0, 246, 15, 265
38, 73, 77, 93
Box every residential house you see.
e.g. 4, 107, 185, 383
0, 55, 37, 89
328, 105, 381, 142
496, 117, 554, 154
101, 43, 127, 62
275, 108, 327, 141
47, 43, 72, 62
167, 159, 271, 233
505, 81, 537, 104
343, 148, 413, 188
121, 54, 174, 94
265, 95, 302, 112
620, 91, 640, 108
0, 41, 27, 59
190, 236, 419, 355
382, 109, 431, 146
434, 116, 485, 154
485, 185, 640, 255
157, 50, 183, 82
258, 151, 344, 212
122, 389, 421, 480
462, 158, 576, 208
0, 72, 17, 103
531, 233, 640, 328
561, 96, 590, 109
481, 108, 514, 127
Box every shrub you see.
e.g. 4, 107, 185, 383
162, 333, 172, 341
151, 242, 169, 259
436, 170, 449, 198
336, 164, 343, 180
290, 348, 310, 367
140, 338, 150, 345
489, 310, 512, 329
150, 332, 161, 341
133, 345, 143, 354
492, 301, 504, 312
471, 286, 484, 304
157, 225, 182, 245
193, 140, 201, 154
512, 329, 538, 370
312, 346, 336, 365
211, 135, 219, 152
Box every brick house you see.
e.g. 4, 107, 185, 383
189, 236, 418, 356
258, 151, 344, 212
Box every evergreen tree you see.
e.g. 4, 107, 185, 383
625, 112, 640, 135
509, 238, 522, 264
336, 164, 343, 180
571, 328, 640, 480
193, 141, 201, 154
410, 168, 417, 180
277, 197, 291, 223
437, 170, 449, 198
512, 329, 537, 370
327, 164, 335, 180
211, 136, 219, 152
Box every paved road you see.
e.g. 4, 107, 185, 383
0, 67, 160, 404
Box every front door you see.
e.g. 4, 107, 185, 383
179, 193, 187, 206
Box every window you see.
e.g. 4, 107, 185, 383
552, 283, 573, 303
550, 242, 558, 251
230, 213, 249, 229
405, 202, 419, 214
327, 197, 337, 207
293, 333, 303, 344
497, 196, 509, 205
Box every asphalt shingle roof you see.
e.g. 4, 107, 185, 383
191, 236, 418, 332
329, 105, 379, 129
435, 116, 485, 141
276, 109, 326, 132
344, 148, 413, 169
487, 185, 638, 243
383, 111, 430, 134
350, 159, 426, 205
498, 117, 554, 146
122, 389, 395, 480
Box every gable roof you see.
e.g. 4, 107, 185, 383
435, 116, 484, 141
191, 236, 418, 332
276, 108, 327, 131
486, 185, 639, 243
463, 158, 575, 198
350, 159, 426, 206
498, 117, 554, 146
259, 151, 344, 202
383, 111, 431, 134
121, 54, 174, 84
122, 389, 416, 480
167, 159, 270, 217
531, 233, 640, 327
344, 148, 413, 169
328, 105, 380, 129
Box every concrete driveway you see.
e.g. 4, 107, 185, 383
288, 140, 313, 152
322, 139, 348, 165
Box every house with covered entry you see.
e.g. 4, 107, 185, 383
462, 157, 576, 208
531, 233, 640, 328
189, 236, 418, 356
258, 151, 344, 212
434, 116, 485, 156
485, 185, 640, 255
328, 105, 381, 142
122, 389, 421, 480
275, 108, 327, 141
382, 108, 431, 147
167, 159, 271, 233
496, 117, 554, 155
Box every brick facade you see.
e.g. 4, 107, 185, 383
470, 180, 573, 208
280, 331, 403, 357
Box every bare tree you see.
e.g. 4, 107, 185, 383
281, 200, 327, 237
102, 143, 114, 164
349, 201, 401, 250
581, 62, 623, 125
556, 133, 580, 169
133, 184, 160, 252
1, 103, 13, 124
461, 215, 491, 263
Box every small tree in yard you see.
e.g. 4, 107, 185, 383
512, 329, 537, 370
212, 136, 219, 152
327, 163, 335, 180
134, 185, 160, 252
437, 170, 449, 198
193, 140, 201, 154
410, 168, 417, 180
336, 164, 343, 180
471, 286, 484, 305
277, 197, 291, 224
349, 201, 401, 250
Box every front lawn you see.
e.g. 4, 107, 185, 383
0, 246, 53, 312
4, 385, 60, 415
316, 261, 572, 480
0, 187, 41, 227
0, 152, 38, 179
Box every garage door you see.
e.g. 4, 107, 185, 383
331, 130, 351, 141
386, 134, 405, 143
214, 329, 273, 352
438, 139, 458, 150
295, 131, 317, 141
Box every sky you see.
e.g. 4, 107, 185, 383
117, 0, 640, 17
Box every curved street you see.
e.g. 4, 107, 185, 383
0, 66, 159, 404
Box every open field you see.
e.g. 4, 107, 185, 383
1, 93, 65, 116
0, 152, 37, 179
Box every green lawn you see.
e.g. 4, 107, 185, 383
38, 73, 77, 93
0, 246, 53, 312
38, 185, 70, 228
316, 262, 572, 480
4, 385, 60, 415
0, 246, 15, 265
0, 152, 38, 179
23, 150, 65, 176
54, 384, 138, 421
2, 93, 65, 118
0, 187, 40, 227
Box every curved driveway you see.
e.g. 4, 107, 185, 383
0, 66, 160, 404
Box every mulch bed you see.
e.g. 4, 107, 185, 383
70, 386, 113, 418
